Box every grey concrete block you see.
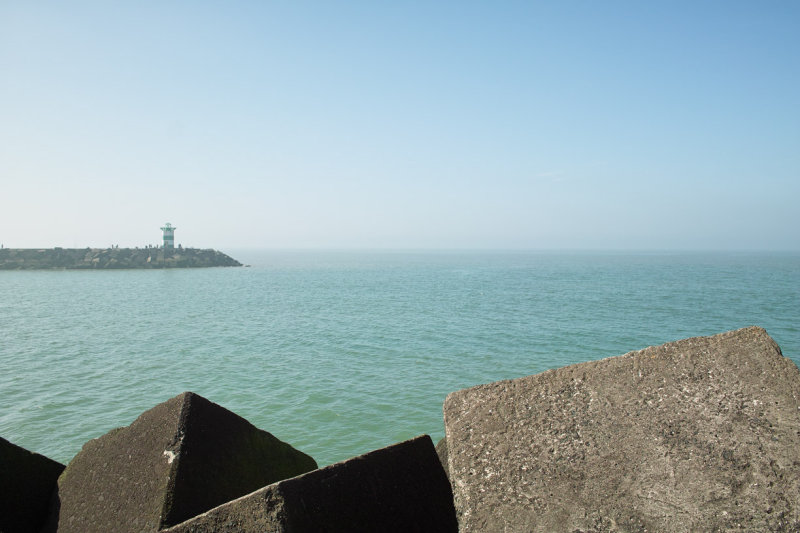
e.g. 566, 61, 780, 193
443, 327, 800, 532
43, 392, 316, 533
0, 437, 64, 533
163, 435, 458, 533
435, 436, 449, 480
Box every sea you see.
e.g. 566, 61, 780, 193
2, 250, 799, 467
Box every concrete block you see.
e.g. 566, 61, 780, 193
43, 392, 317, 532
163, 435, 458, 532
0, 437, 64, 533
443, 327, 800, 532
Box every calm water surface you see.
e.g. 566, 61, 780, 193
2, 250, 798, 466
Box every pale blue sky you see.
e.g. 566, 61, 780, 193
1, 2, 798, 250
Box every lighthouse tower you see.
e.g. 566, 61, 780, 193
160, 223, 176, 249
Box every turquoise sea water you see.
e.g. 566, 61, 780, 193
2, 250, 799, 467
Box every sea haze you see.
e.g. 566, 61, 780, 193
1, 250, 798, 466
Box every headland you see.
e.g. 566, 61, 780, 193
0, 247, 242, 269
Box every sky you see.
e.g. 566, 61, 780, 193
1, 2, 798, 251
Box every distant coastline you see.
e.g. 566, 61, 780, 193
0, 247, 242, 269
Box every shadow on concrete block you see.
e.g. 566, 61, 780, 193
0, 437, 64, 533
42, 392, 317, 533
443, 326, 800, 532
164, 435, 458, 533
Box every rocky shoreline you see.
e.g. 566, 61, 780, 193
3, 327, 799, 532
0, 247, 242, 270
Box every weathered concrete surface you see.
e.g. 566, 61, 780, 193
43, 392, 316, 533
436, 436, 449, 479
0, 436, 64, 533
163, 435, 458, 533
443, 327, 800, 532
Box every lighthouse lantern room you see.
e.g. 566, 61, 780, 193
161, 223, 176, 249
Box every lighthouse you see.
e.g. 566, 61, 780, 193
161, 223, 176, 249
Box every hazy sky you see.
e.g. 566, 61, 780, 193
2, 2, 798, 250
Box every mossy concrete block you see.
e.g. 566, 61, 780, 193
443, 327, 800, 532
0, 436, 64, 533
163, 435, 458, 533
43, 392, 316, 533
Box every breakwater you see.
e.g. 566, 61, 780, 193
0, 247, 242, 269
2, 327, 799, 532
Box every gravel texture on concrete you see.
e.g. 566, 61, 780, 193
163, 435, 457, 533
43, 392, 316, 533
443, 327, 800, 532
